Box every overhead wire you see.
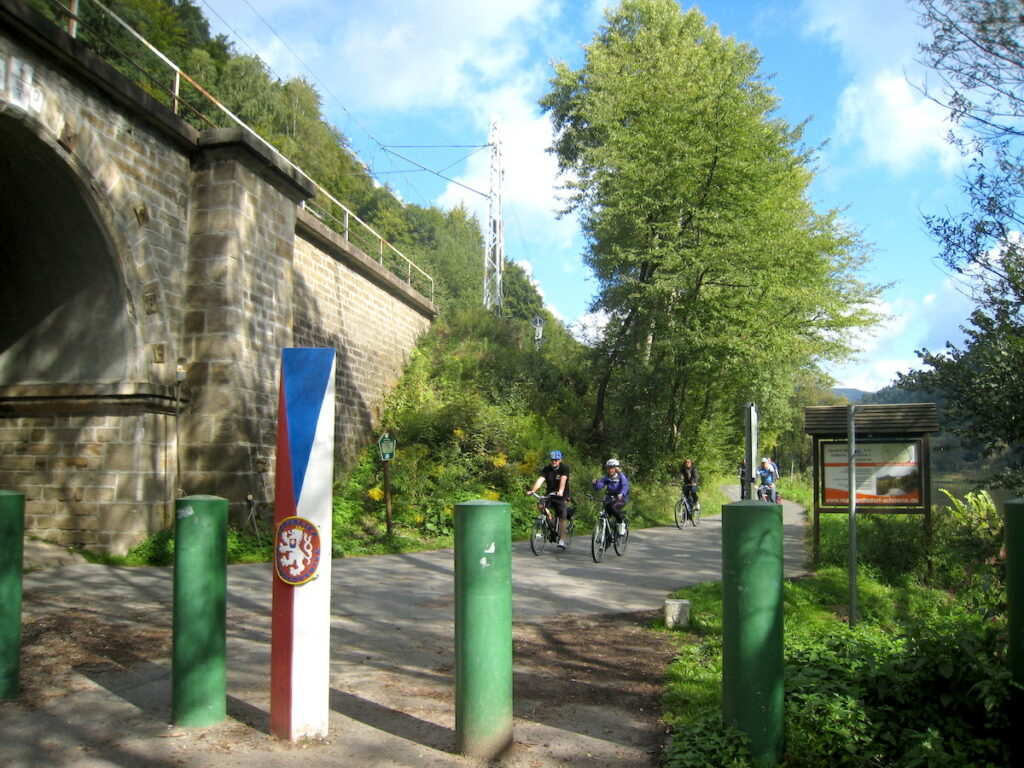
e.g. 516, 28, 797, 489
202, 0, 493, 205
198, 1, 536, 272
198, 0, 423, 203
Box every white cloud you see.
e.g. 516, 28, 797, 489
314, 1, 559, 113
801, 0, 961, 176
569, 309, 608, 347
826, 278, 972, 390
801, 0, 923, 73
834, 73, 961, 174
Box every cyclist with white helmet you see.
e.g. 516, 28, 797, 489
593, 458, 630, 535
528, 450, 572, 548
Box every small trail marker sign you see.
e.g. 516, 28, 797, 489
378, 433, 396, 462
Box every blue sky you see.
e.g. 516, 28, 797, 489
199, 0, 977, 392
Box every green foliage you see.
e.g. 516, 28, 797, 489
541, 0, 883, 469
331, 308, 592, 548
116, 525, 269, 566
815, 488, 1005, 607
931, 489, 1005, 614
123, 527, 175, 566
664, 486, 1014, 767
907, 1, 1024, 493
663, 710, 753, 768
901, 308, 1024, 494
663, 571, 1013, 767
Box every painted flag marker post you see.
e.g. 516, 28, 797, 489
270, 348, 336, 741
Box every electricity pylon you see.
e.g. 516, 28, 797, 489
483, 117, 504, 313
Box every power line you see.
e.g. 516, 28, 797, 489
382, 146, 488, 198
384, 144, 490, 149
202, 0, 488, 206
200, 0, 430, 204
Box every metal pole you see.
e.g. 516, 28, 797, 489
722, 499, 784, 765
383, 460, 393, 536
454, 500, 512, 759
172, 495, 227, 727
0, 491, 25, 698
743, 402, 758, 500
848, 405, 858, 627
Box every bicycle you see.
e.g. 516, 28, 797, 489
674, 485, 701, 528
756, 483, 778, 503
529, 492, 575, 555
589, 492, 628, 562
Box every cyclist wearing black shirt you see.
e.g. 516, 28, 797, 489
679, 457, 700, 511
527, 450, 571, 548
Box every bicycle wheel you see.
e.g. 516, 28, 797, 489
530, 517, 548, 555
614, 520, 629, 555
673, 499, 684, 529
691, 501, 701, 527
563, 516, 575, 550
591, 517, 607, 563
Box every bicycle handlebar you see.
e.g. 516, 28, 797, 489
528, 491, 562, 501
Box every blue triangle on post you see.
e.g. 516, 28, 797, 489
281, 348, 335, 503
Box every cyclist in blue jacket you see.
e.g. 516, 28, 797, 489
757, 457, 779, 503
593, 458, 630, 536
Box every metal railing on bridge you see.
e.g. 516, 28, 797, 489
43, 0, 435, 302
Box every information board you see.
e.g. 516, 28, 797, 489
819, 439, 922, 507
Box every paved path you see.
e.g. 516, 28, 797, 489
2, 496, 807, 767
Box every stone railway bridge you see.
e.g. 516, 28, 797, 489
0, 0, 437, 553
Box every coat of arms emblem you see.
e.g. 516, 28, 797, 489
274, 516, 321, 585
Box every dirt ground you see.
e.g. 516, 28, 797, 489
8, 596, 680, 767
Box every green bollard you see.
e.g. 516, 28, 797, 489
1007, 498, 1024, 749
454, 500, 513, 759
172, 495, 227, 727
722, 500, 784, 765
0, 491, 25, 699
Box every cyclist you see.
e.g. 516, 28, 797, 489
757, 457, 779, 503
678, 457, 700, 514
527, 450, 571, 548
592, 458, 630, 536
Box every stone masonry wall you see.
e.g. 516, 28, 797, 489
0, 1, 436, 552
0, 5, 196, 553
181, 133, 307, 518
1, 405, 174, 551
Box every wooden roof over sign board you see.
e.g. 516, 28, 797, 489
804, 403, 939, 436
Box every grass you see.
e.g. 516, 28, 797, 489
659, 488, 1013, 768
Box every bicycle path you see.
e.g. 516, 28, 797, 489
3, 493, 807, 767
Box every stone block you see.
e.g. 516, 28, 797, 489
99, 531, 147, 557
84, 486, 117, 503
104, 443, 139, 472
665, 599, 691, 629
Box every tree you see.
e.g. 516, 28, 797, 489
915, 0, 1024, 312
541, 0, 880, 472
903, 0, 1024, 490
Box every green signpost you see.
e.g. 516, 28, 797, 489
377, 433, 397, 535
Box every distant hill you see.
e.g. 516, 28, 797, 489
832, 387, 871, 402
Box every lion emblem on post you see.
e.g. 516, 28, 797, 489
274, 516, 321, 585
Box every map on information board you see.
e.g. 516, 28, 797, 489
820, 441, 921, 507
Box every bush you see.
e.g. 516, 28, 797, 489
119, 525, 270, 566
664, 710, 753, 768
931, 489, 1005, 615
663, 563, 1014, 766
